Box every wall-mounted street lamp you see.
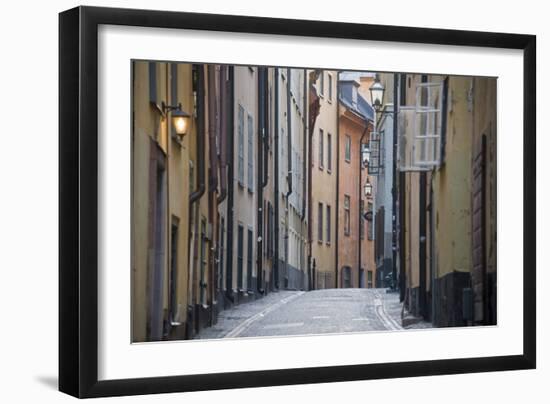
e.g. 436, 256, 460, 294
361, 143, 370, 167
369, 76, 385, 112
162, 101, 191, 138
364, 178, 373, 197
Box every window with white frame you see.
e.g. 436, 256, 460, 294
397, 81, 443, 171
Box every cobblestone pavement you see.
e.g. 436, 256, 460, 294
195, 288, 431, 340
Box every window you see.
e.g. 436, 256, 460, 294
327, 133, 332, 172
344, 195, 351, 236
328, 73, 333, 102
367, 201, 374, 240
326, 205, 331, 244
237, 105, 245, 186
398, 81, 443, 171
317, 202, 323, 242
318, 129, 324, 170
247, 114, 254, 192
345, 134, 351, 162
367, 270, 373, 288
414, 82, 443, 167
247, 228, 253, 290
319, 71, 324, 97
237, 225, 244, 289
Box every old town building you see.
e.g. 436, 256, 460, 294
308, 69, 338, 289
388, 72, 497, 327
337, 73, 376, 288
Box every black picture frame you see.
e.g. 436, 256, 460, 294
59, 5, 536, 398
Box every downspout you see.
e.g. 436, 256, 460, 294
302, 70, 307, 220
359, 124, 369, 288
207, 65, 219, 324
286, 67, 293, 199
187, 64, 206, 337
285, 68, 293, 288
217, 65, 228, 205
273, 68, 280, 290
302, 69, 308, 290
225, 66, 235, 302
306, 72, 313, 291
392, 73, 399, 292
256, 67, 267, 294
335, 72, 341, 288
189, 66, 206, 204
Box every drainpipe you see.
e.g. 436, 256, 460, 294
189, 66, 206, 204
225, 66, 235, 303
392, 73, 398, 292
273, 68, 280, 290
207, 65, 220, 324
217, 65, 228, 205
359, 124, 369, 288
301, 69, 308, 290
334, 72, 341, 288
302, 70, 307, 221
186, 64, 206, 337
257, 67, 267, 294
306, 72, 313, 291
285, 68, 293, 289
286, 67, 293, 199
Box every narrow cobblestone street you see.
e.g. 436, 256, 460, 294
196, 289, 431, 339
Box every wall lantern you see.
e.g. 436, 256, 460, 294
162, 102, 191, 138
361, 143, 370, 167
364, 178, 373, 197
369, 76, 385, 112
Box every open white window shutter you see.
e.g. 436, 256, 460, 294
397, 81, 443, 172
413, 82, 443, 168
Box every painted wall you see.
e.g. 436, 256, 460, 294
132, 61, 195, 341
231, 66, 258, 295
310, 69, 338, 289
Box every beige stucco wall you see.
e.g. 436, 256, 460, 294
231, 66, 258, 292
132, 61, 195, 341
432, 76, 474, 280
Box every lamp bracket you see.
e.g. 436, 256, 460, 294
161, 101, 183, 117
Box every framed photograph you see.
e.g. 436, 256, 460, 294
59, 6, 536, 398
